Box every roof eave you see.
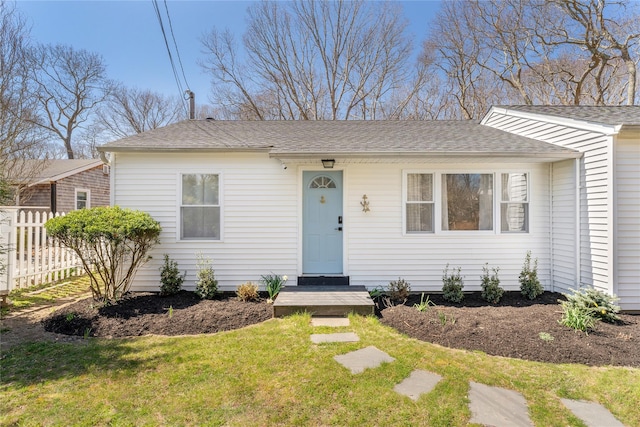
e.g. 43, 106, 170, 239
97, 146, 272, 154
269, 151, 582, 160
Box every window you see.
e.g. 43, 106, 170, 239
501, 173, 529, 232
442, 174, 493, 231
406, 173, 434, 233
309, 176, 336, 188
181, 174, 220, 240
75, 189, 89, 210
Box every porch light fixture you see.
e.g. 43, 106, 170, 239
321, 159, 335, 169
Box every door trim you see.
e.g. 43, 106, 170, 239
297, 166, 348, 277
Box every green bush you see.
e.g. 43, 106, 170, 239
442, 265, 464, 303
44, 206, 161, 304
159, 254, 185, 296
236, 282, 259, 301
519, 251, 543, 300
480, 264, 504, 304
194, 254, 218, 299
561, 286, 621, 324
261, 273, 288, 301
559, 304, 598, 333
387, 278, 411, 303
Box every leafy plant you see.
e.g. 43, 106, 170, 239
442, 264, 464, 303
65, 312, 76, 322
83, 328, 92, 339
261, 273, 288, 301
168, 305, 174, 318
538, 332, 554, 342
44, 206, 161, 304
519, 251, 543, 300
194, 254, 218, 299
236, 282, 259, 301
159, 254, 185, 296
387, 278, 411, 303
480, 264, 504, 304
369, 286, 385, 299
437, 311, 456, 326
560, 286, 621, 324
559, 304, 598, 333
413, 293, 435, 312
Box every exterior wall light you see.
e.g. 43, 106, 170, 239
321, 159, 335, 169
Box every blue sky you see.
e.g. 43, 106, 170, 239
16, 1, 441, 108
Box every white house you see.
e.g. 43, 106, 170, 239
97, 106, 640, 311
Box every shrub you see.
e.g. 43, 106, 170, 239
387, 278, 411, 303
159, 254, 185, 296
561, 286, 621, 324
194, 254, 218, 299
44, 206, 161, 304
236, 282, 259, 301
442, 264, 464, 303
480, 264, 504, 304
261, 273, 288, 301
519, 251, 543, 300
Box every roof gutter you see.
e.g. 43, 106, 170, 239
269, 151, 583, 160
96, 147, 272, 154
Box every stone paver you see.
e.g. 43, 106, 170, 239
561, 398, 626, 427
334, 346, 395, 374
311, 317, 350, 327
468, 381, 533, 427
311, 332, 359, 344
394, 370, 442, 401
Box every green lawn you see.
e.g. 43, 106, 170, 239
1, 313, 638, 426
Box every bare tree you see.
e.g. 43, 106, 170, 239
1, 1, 48, 203
96, 84, 184, 139
200, 0, 423, 120
28, 44, 110, 158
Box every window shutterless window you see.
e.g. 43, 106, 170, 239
181, 174, 220, 240
501, 173, 529, 232
441, 174, 493, 231
406, 173, 434, 233
75, 190, 89, 210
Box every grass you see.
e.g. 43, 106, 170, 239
2, 314, 639, 426
1, 276, 91, 316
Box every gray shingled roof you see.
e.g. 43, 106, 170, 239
9, 159, 103, 185
494, 105, 640, 127
98, 120, 579, 158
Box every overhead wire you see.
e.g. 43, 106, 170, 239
151, 0, 190, 116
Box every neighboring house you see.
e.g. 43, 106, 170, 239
97, 106, 640, 311
8, 159, 110, 213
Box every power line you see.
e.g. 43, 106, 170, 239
151, 0, 190, 116
163, 0, 190, 93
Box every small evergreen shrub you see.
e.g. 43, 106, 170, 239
261, 273, 288, 301
480, 264, 504, 304
387, 278, 411, 303
195, 254, 218, 299
442, 264, 464, 303
236, 282, 259, 301
561, 286, 621, 324
159, 254, 185, 296
519, 251, 543, 300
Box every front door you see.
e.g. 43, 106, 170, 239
303, 171, 343, 274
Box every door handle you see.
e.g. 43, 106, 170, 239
335, 227, 343, 231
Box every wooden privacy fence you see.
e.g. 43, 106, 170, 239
0, 207, 83, 292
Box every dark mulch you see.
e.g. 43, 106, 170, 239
43, 290, 639, 367
378, 292, 640, 367
43, 290, 272, 338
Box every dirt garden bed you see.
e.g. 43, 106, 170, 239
42, 290, 639, 367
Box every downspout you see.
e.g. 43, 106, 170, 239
549, 163, 554, 292
575, 158, 581, 288
50, 182, 57, 213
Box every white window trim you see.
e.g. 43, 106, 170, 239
177, 172, 224, 242
403, 169, 532, 236
402, 171, 435, 235
74, 188, 90, 210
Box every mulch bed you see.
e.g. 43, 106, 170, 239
378, 292, 639, 367
43, 290, 639, 367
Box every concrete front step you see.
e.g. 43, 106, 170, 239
272, 285, 374, 317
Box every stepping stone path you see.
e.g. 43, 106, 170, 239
309, 317, 627, 426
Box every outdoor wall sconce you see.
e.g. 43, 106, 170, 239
321, 159, 335, 169
360, 194, 370, 212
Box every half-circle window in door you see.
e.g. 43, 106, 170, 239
309, 176, 337, 189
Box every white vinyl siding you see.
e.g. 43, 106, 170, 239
484, 111, 612, 295
111, 152, 298, 292
348, 162, 550, 292
550, 159, 577, 294
615, 136, 640, 311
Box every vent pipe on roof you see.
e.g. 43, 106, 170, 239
186, 90, 195, 120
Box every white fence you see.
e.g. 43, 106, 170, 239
0, 207, 83, 293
